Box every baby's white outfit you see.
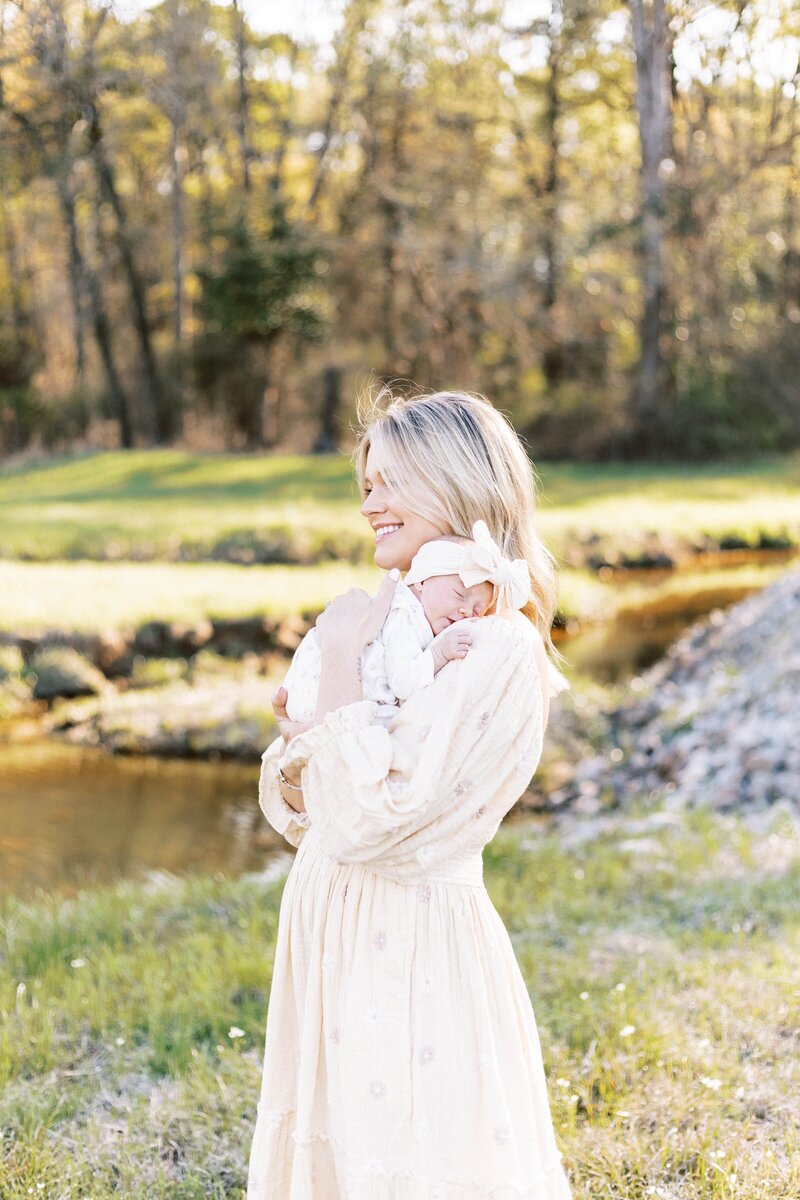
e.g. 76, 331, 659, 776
282, 580, 438, 724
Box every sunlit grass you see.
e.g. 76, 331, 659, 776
1, 805, 798, 1196
0, 560, 383, 632
1, 448, 798, 562
0, 557, 788, 635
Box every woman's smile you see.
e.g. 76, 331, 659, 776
373, 522, 403, 543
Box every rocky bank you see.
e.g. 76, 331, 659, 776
548, 562, 800, 813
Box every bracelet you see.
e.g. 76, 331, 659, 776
278, 765, 303, 792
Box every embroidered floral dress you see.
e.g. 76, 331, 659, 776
247, 610, 573, 1200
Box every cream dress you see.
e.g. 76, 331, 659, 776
247, 610, 573, 1200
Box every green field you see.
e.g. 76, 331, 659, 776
1, 448, 798, 562
1, 804, 798, 1198
1, 448, 798, 635
0, 559, 383, 633
2, 450, 799, 1197
0, 556, 792, 637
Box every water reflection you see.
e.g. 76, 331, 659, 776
557, 611, 694, 684
0, 738, 284, 898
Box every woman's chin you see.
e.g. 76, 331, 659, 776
373, 542, 407, 571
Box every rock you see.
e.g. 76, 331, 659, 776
61, 672, 277, 760
0, 643, 25, 680
133, 620, 214, 658
272, 615, 312, 654
27, 647, 111, 700
207, 616, 279, 657
558, 564, 800, 813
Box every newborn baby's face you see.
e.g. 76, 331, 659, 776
415, 574, 494, 635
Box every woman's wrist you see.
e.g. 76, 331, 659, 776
314, 634, 364, 721
278, 766, 306, 813
279, 761, 302, 788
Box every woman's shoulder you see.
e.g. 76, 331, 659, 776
465, 611, 538, 671
472, 609, 538, 650
471, 612, 568, 693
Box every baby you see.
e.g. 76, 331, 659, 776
281, 520, 532, 725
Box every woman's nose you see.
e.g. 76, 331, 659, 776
360, 493, 384, 516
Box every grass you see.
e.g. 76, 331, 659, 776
0, 559, 383, 633
1, 804, 798, 1198
0, 557, 791, 636
1, 448, 798, 563
3, 451, 798, 1197
0, 447, 796, 635
0, 450, 364, 561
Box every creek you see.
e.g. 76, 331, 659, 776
1, 557, 794, 897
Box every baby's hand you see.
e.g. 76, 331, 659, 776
431, 623, 473, 672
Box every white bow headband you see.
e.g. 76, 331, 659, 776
404, 520, 531, 614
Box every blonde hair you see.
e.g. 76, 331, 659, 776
353, 384, 564, 664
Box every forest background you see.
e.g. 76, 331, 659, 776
2, 4, 800, 1197
1, 0, 799, 464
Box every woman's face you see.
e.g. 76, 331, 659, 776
360, 444, 449, 572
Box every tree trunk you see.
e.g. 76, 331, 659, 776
231, 0, 251, 195
313, 365, 341, 452
169, 121, 186, 348
87, 103, 169, 443
629, 0, 671, 452
541, 3, 563, 386
379, 86, 408, 369
0, 171, 31, 357
56, 178, 134, 448
60, 177, 88, 380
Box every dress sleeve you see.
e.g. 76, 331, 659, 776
279, 614, 546, 863
258, 734, 312, 848
547, 658, 571, 697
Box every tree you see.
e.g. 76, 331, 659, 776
628, 0, 672, 453
195, 205, 325, 447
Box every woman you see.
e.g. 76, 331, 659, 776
247, 388, 573, 1199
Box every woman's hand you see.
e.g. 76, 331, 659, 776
271, 685, 313, 746
315, 569, 400, 653
271, 686, 308, 814
313, 570, 400, 721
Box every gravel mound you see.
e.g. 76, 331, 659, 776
559, 564, 800, 812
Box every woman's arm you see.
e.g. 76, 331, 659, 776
261, 571, 401, 839
312, 569, 400, 723
280, 613, 548, 865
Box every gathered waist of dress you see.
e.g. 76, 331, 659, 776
301, 827, 485, 888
